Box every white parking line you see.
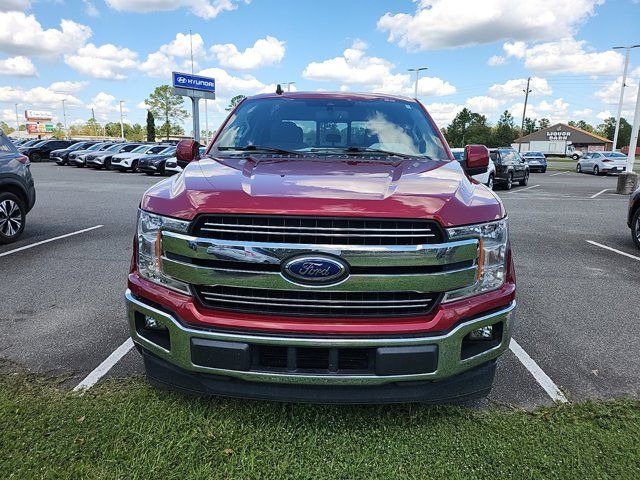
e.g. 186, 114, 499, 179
511, 184, 540, 193
0, 225, 104, 258
587, 240, 640, 261
590, 189, 610, 198
73, 338, 134, 392
549, 172, 568, 176
509, 338, 568, 403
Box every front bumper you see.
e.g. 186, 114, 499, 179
126, 290, 515, 400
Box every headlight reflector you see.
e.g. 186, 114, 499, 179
137, 210, 191, 294
443, 219, 508, 302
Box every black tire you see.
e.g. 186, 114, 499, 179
131, 161, 139, 173
577, 163, 582, 173
0, 192, 26, 244
30, 152, 41, 162
632, 208, 640, 250
145, 172, 155, 176
541, 168, 547, 173
519, 171, 529, 186
572, 154, 580, 160
159, 165, 166, 176
105, 158, 111, 170
505, 172, 513, 190
593, 165, 600, 175
486, 173, 494, 190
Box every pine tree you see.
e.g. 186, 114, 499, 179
146, 111, 156, 142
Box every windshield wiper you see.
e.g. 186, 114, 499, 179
217, 145, 302, 156
310, 146, 420, 159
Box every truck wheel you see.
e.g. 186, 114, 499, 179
593, 165, 600, 175
486, 173, 494, 190
632, 208, 640, 250
0, 192, 26, 244
519, 171, 529, 186
505, 172, 513, 190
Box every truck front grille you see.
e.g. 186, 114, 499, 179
195, 285, 439, 317
191, 215, 444, 246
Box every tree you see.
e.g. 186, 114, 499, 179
146, 111, 156, 142
444, 108, 492, 147
226, 95, 246, 111
158, 122, 184, 138
575, 120, 595, 133
51, 122, 66, 139
538, 118, 550, 130
596, 117, 616, 140
597, 117, 632, 146
491, 110, 518, 147
0, 121, 14, 135
523, 117, 536, 135
145, 85, 187, 140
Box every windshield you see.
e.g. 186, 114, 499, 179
525, 152, 544, 157
212, 97, 447, 159
69, 142, 89, 151
607, 152, 626, 158
451, 151, 464, 160
104, 144, 122, 152
87, 143, 106, 151
160, 146, 176, 155
131, 145, 149, 153
148, 146, 167, 154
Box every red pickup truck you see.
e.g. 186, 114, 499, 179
126, 92, 516, 403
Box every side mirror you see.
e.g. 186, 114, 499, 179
176, 139, 201, 168
461, 144, 489, 176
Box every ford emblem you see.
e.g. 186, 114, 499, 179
282, 255, 349, 286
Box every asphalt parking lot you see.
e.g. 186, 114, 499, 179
1, 163, 638, 409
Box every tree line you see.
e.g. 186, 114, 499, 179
442, 108, 634, 148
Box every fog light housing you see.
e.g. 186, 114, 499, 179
144, 315, 167, 331
468, 325, 493, 340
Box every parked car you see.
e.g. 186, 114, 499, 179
16, 139, 41, 150
489, 148, 530, 190
629, 186, 640, 249
52, 141, 99, 165
18, 139, 77, 162
111, 144, 172, 172
69, 142, 115, 167
163, 157, 182, 175
86, 143, 141, 169
577, 151, 628, 175
0, 129, 36, 244
521, 151, 547, 173
451, 147, 496, 189
138, 146, 178, 175
126, 91, 515, 403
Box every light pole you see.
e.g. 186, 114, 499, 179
625, 76, 640, 174
61, 99, 68, 138
119, 100, 125, 139
408, 67, 428, 100
14, 103, 19, 137
519, 77, 532, 153
204, 99, 208, 144
286, 82, 295, 92
612, 45, 640, 151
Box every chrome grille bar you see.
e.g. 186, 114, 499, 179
199, 227, 435, 238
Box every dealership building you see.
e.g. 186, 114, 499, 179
512, 123, 613, 155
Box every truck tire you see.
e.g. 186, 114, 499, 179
0, 192, 26, 244
632, 208, 640, 250
519, 171, 529, 186
505, 172, 513, 190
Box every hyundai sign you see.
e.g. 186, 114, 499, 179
172, 72, 215, 94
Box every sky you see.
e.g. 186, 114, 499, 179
1, 0, 639, 134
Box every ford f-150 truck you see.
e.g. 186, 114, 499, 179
126, 92, 516, 403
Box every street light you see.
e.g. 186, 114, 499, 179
14, 103, 19, 137
61, 99, 68, 139
408, 67, 428, 100
119, 100, 125, 139
612, 44, 640, 151
281, 82, 295, 92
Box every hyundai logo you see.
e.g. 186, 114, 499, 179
282, 255, 349, 286
176, 76, 187, 84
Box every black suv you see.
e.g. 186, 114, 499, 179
489, 148, 530, 190
0, 130, 36, 244
20, 139, 77, 162
51, 141, 98, 165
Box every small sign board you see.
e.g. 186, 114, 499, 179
172, 87, 216, 100
172, 72, 215, 95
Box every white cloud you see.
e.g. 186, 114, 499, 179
503, 41, 527, 59
302, 41, 456, 96
487, 55, 506, 66
594, 71, 639, 111
465, 96, 505, 115
0, 12, 91, 56
573, 108, 593, 118
197, 67, 273, 98
159, 32, 205, 59
65, 43, 138, 80
105, 0, 239, 19
82, 0, 100, 17
211, 36, 285, 70
86, 92, 128, 121
0, 0, 30, 12
517, 38, 623, 74
49, 81, 88, 93
0, 83, 83, 108
377, 0, 603, 51
423, 102, 464, 126
139, 52, 174, 79
510, 98, 569, 124
0, 56, 36, 76
140, 33, 205, 79
596, 110, 613, 120
488, 77, 552, 98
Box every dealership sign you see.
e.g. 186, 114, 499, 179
546, 126, 571, 141
172, 72, 216, 94
26, 122, 54, 133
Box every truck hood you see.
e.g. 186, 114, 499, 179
141, 155, 505, 227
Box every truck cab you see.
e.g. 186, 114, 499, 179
126, 92, 516, 403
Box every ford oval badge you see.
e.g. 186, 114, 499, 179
282, 255, 349, 286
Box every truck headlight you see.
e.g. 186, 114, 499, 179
137, 210, 191, 294
443, 218, 508, 302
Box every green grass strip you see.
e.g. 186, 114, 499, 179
1, 374, 639, 479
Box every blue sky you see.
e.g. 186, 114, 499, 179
1, 0, 639, 134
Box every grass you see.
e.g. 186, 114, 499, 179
1, 374, 639, 479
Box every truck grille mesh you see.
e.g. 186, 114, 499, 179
195, 286, 439, 317
191, 215, 444, 246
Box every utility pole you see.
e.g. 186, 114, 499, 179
612, 45, 640, 151
61, 99, 67, 138
286, 82, 295, 92
626, 77, 640, 174
519, 77, 532, 153
14, 103, 19, 136
119, 100, 125, 139
408, 67, 428, 100
204, 99, 208, 144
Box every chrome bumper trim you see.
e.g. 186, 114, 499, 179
126, 289, 515, 386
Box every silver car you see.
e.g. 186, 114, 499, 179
577, 151, 628, 175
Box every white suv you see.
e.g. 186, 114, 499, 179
451, 147, 496, 189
